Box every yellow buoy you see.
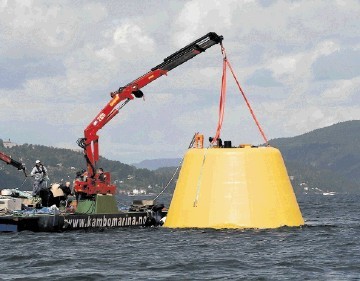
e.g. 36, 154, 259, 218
164, 145, 304, 229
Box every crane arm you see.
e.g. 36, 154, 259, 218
0, 151, 27, 177
76, 32, 223, 196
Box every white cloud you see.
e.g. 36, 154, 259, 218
97, 23, 156, 62
320, 78, 360, 103
266, 40, 340, 86
0, 0, 359, 164
0, 1, 107, 57
173, 0, 236, 46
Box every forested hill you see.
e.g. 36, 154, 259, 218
0, 141, 171, 193
270, 120, 360, 193
132, 120, 360, 193
133, 158, 182, 170
1, 120, 359, 194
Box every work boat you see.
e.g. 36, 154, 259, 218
0, 187, 165, 232
0, 32, 223, 232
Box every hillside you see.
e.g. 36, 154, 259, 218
130, 120, 360, 193
1, 120, 359, 194
270, 120, 360, 193
133, 158, 182, 170
0, 141, 173, 193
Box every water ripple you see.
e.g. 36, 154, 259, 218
1, 194, 360, 280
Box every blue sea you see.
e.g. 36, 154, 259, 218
1, 193, 360, 280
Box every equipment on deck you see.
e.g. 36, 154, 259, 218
75, 32, 223, 197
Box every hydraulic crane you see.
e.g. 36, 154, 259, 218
75, 32, 223, 197
0, 151, 27, 177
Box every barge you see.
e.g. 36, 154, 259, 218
0, 208, 165, 232
0, 32, 223, 232
0, 192, 165, 232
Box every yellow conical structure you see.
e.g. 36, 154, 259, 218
164, 145, 304, 229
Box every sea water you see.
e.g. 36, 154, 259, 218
1, 193, 360, 280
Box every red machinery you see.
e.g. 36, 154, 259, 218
75, 32, 223, 196
0, 151, 27, 177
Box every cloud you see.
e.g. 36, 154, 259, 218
0, 58, 66, 90
0, 1, 107, 56
246, 69, 282, 87
0, 0, 359, 164
96, 23, 156, 62
312, 49, 360, 81
320, 77, 360, 104
174, 0, 234, 34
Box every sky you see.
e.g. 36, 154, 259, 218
0, 0, 359, 164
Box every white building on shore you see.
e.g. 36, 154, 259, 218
2, 139, 18, 148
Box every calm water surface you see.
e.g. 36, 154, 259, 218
1, 194, 360, 280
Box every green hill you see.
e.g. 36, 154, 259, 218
270, 120, 360, 193
1, 120, 359, 194
0, 141, 173, 193
128, 120, 360, 194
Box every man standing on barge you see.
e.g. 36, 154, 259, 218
30, 160, 48, 196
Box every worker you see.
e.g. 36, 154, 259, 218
60, 181, 72, 196
49, 181, 72, 208
97, 168, 106, 182
30, 160, 49, 197
75, 169, 87, 182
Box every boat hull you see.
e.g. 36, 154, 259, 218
0, 211, 165, 232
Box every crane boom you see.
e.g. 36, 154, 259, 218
0, 151, 27, 177
75, 32, 223, 196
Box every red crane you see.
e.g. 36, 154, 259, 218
75, 32, 223, 197
0, 151, 27, 177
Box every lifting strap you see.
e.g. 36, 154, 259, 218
211, 44, 227, 143
212, 43, 269, 146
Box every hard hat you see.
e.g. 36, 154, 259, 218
35, 160, 41, 164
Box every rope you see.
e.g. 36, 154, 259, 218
153, 163, 182, 201
212, 43, 269, 146
211, 44, 227, 143
152, 132, 199, 201
19, 177, 28, 189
